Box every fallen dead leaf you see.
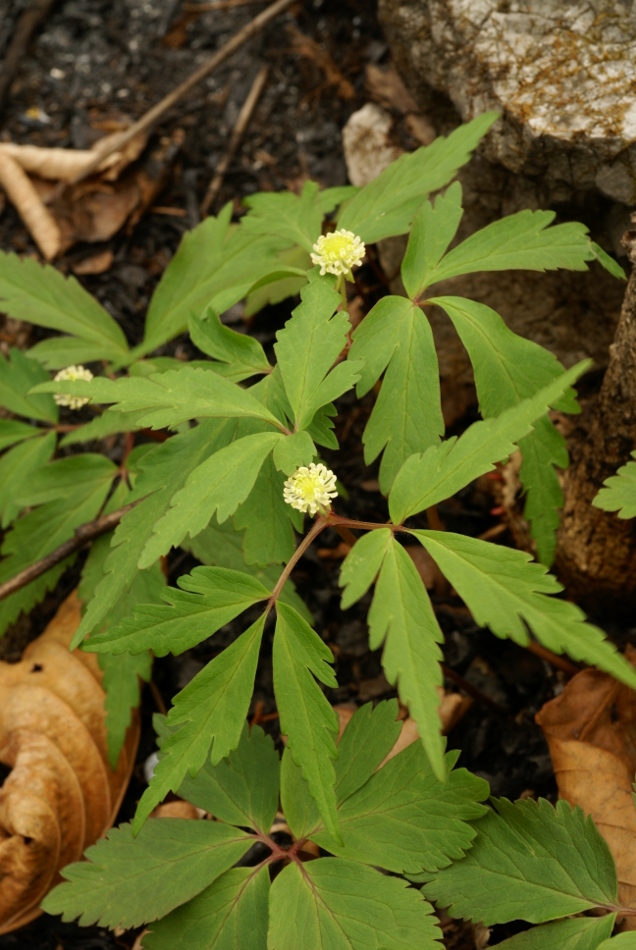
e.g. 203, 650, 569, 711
0, 591, 139, 933
536, 647, 636, 912
364, 62, 420, 115
0, 153, 61, 259
71, 249, 115, 275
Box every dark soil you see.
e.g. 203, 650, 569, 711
0, 2, 581, 948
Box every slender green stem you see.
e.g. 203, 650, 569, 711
266, 515, 330, 613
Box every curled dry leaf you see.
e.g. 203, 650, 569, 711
536, 646, 636, 910
0, 153, 61, 260
0, 591, 139, 934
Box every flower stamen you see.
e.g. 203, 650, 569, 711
283, 463, 338, 516
310, 229, 365, 279
52, 365, 94, 410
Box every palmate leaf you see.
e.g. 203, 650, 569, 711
244, 245, 310, 318
134, 615, 266, 832
274, 271, 362, 431
421, 210, 601, 290
593, 452, 636, 519
273, 602, 340, 842
59, 408, 141, 446
85, 566, 270, 657
413, 530, 636, 688
34, 366, 285, 431
143, 866, 269, 950
74, 419, 231, 645
0, 251, 130, 367
133, 205, 286, 359
389, 361, 589, 524
599, 936, 636, 949
492, 915, 615, 950
178, 724, 279, 833
432, 295, 578, 564
422, 799, 619, 926
0, 449, 117, 636
138, 431, 283, 568
338, 111, 498, 244
310, 704, 488, 875
184, 518, 309, 620
268, 859, 442, 950
41, 819, 252, 930
189, 309, 271, 382
0, 347, 58, 422
348, 295, 443, 492
242, 179, 323, 252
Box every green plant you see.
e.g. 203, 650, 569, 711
0, 111, 633, 945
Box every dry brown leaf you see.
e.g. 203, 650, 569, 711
151, 800, 203, 820
536, 650, 636, 910
0, 590, 140, 933
71, 249, 115, 275
0, 153, 61, 259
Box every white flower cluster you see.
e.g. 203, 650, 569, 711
310, 229, 365, 278
283, 463, 338, 516
53, 364, 94, 410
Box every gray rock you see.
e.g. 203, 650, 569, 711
378, 0, 636, 204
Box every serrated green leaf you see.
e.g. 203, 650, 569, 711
333, 699, 402, 803
414, 529, 636, 688
0, 251, 129, 364
242, 180, 323, 252
185, 517, 310, 620
273, 602, 340, 842
0, 419, 38, 451
15, 453, 117, 506
0, 445, 116, 634
244, 245, 310, 318
85, 566, 270, 656
139, 431, 282, 567
178, 723, 279, 833
339, 527, 393, 609
134, 615, 265, 832
321, 185, 359, 214
274, 271, 362, 430
493, 915, 616, 950
135, 206, 286, 358
42, 819, 252, 929
268, 858, 442, 950
306, 401, 338, 449
312, 744, 487, 874
271, 430, 315, 475
28, 334, 126, 370
143, 866, 269, 950
59, 408, 141, 446
279, 746, 320, 840
338, 112, 498, 244
35, 366, 286, 431
234, 456, 300, 565
0, 347, 58, 422
401, 182, 464, 299
99, 650, 153, 768
349, 297, 443, 492
74, 420, 229, 644
432, 295, 578, 564
593, 452, 636, 519
189, 309, 271, 381
389, 361, 589, 524
0, 429, 56, 527
422, 211, 598, 290
422, 798, 618, 925
366, 534, 446, 779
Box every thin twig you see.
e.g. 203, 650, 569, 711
69, 0, 295, 185
0, 504, 135, 602
0, 0, 57, 116
526, 640, 581, 677
201, 64, 268, 216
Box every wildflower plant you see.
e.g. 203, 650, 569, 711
0, 111, 634, 944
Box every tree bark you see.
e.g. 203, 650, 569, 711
556, 236, 636, 614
